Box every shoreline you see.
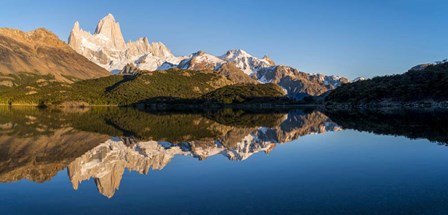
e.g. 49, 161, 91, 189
0, 104, 120, 107
325, 100, 448, 111
0, 103, 322, 110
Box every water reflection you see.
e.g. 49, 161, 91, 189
1, 106, 447, 198
0, 107, 340, 197
325, 109, 448, 144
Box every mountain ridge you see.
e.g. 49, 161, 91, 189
0, 27, 109, 84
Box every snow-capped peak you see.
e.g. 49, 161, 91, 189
220, 49, 250, 59
178, 51, 224, 70
219, 49, 275, 75
68, 13, 177, 72
93, 13, 126, 49
95, 13, 117, 34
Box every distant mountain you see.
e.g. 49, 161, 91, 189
176, 51, 348, 97
177, 51, 224, 71
219, 49, 275, 75
0, 28, 109, 85
326, 61, 448, 106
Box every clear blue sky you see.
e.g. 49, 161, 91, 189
1, 0, 447, 79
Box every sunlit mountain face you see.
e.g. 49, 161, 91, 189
0, 107, 341, 197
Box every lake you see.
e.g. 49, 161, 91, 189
0, 106, 447, 215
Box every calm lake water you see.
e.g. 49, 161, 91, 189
0, 106, 447, 215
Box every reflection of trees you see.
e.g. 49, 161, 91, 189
71, 108, 288, 143
326, 109, 448, 144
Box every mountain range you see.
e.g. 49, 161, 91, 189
1, 13, 443, 106
0, 13, 362, 104
67, 14, 352, 99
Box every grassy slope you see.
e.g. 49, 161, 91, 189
201, 83, 286, 104
0, 69, 287, 106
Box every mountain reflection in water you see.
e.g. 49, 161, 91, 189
0, 107, 340, 197
0, 106, 447, 198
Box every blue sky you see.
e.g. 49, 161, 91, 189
1, 0, 447, 79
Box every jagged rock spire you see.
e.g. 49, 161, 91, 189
72, 21, 80, 32
68, 21, 82, 52
94, 13, 126, 50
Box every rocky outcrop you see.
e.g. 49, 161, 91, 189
0, 28, 109, 83
120, 63, 141, 75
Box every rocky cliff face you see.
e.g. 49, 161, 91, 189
68, 14, 181, 72
254, 66, 349, 98
119, 63, 141, 75
0, 28, 109, 83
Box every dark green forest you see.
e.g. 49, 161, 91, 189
326, 62, 448, 104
